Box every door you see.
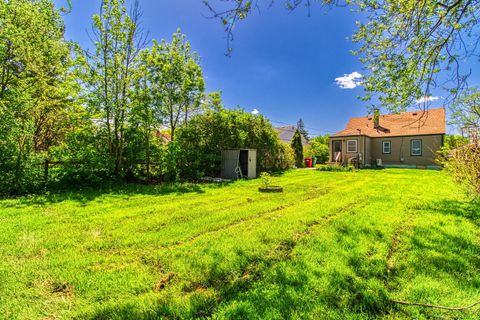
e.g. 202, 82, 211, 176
239, 150, 249, 177
332, 141, 342, 162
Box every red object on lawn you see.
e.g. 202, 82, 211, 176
305, 158, 312, 168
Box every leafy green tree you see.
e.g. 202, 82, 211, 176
128, 48, 165, 179
0, 0, 75, 193
450, 87, 480, 135
148, 30, 205, 141
202, 91, 224, 111
87, 0, 147, 176
176, 106, 293, 180
291, 129, 304, 168
310, 135, 330, 164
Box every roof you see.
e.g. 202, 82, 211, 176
275, 126, 309, 145
332, 108, 446, 138
155, 130, 172, 143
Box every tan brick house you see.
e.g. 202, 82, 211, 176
329, 108, 446, 168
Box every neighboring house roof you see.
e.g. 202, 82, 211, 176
275, 126, 309, 145
155, 130, 172, 143
332, 108, 446, 138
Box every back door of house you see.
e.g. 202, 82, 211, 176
333, 141, 342, 162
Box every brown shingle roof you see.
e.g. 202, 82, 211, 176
332, 108, 446, 138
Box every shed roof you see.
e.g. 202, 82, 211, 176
332, 108, 446, 138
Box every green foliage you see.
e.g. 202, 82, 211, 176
310, 135, 330, 164
297, 118, 309, 141
449, 87, 480, 131
444, 144, 480, 197
0, 0, 213, 193
176, 105, 293, 180
351, 0, 480, 111
259, 171, 272, 188
0, 169, 478, 318
146, 30, 205, 141
0, 0, 76, 194
317, 164, 355, 172
437, 134, 470, 159
291, 129, 304, 168
86, 0, 146, 176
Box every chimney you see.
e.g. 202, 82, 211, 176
373, 108, 380, 128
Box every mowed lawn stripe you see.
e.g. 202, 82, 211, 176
0, 169, 479, 320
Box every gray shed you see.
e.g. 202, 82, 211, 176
221, 149, 257, 180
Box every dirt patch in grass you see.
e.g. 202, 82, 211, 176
153, 272, 176, 292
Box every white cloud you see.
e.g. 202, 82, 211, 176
251, 108, 259, 115
335, 72, 363, 89
416, 96, 440, 104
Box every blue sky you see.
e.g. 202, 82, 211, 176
56, 0, 451, 135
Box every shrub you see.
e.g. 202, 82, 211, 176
259, 172, 272, 188
176, 107, 294, 180
444, 142, 480, 197
317, 165, 355, 172
291, 129, 304, 168
310, 135, 330, 164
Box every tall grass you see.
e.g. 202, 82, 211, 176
0, 169, 478, 319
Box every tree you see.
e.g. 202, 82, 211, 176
291, 129, 304, 168
0, 0, 75, 193
204, 0, 480, 112
87, 0, 147, 176
129, 48, 165, 179
176, 106, 293, 180
441, 87, 480, 196
148, 30, 205, 141
310, 135, 330, 164
297, 118, 309, 141
450, 87, 480, 138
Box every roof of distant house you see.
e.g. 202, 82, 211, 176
332, 107, 446, 138
155, 130, 171, 143
275, 126, 309, 145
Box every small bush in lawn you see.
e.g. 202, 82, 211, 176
260, 172, 272, 189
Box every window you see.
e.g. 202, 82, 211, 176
382, 141, 391, 154
346, 139, 358, 153
411, 139, 422, 156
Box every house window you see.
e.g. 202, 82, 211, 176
382, 141, 391, 154
411, 139, 422, 156
346, 139, 358, 153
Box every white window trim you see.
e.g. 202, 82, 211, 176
382, 141, 391, 154
346, 139, 358, 153
411, 139, 422, 156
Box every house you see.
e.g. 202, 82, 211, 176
275, 126, 309, 145
155, 130, 172, 143
329, 108, 446, 168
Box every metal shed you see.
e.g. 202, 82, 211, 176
221, 149, 257, 180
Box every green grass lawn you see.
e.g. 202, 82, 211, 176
0, 169, 479, 319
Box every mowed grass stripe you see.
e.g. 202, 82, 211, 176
0, 169, 479, 320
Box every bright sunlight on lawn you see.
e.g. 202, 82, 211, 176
0, 169, 479, 319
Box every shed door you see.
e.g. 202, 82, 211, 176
221, 150, 240, 179
248, 150, 257, 178
239, 150, 249, 177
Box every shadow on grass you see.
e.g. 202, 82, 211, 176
424, 198, 480, 225
83, 232, 393, 319
0, 182, 212, 207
